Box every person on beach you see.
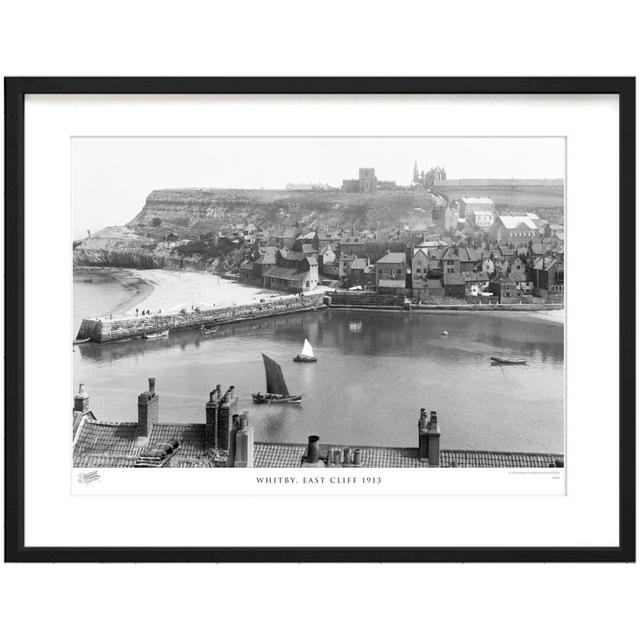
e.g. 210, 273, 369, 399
136, 308, 138, 316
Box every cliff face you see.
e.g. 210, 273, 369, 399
130, 188, 445, 233
73, 186, 564, 270
75, 189, 446, 270
72, 226, 218, 271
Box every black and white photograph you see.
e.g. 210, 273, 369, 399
71, 136, 565, 472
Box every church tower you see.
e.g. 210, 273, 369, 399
413, 161, 420, 185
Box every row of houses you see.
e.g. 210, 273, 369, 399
239, 247, 318, 293
383, 244, 564, 301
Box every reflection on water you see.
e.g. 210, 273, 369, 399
74, 308, 564, 452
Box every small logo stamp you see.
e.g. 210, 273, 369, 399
78, 470, 101, 484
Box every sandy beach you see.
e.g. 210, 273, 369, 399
75, 267, 563, 325
112, 269, 285, 317
76, 267, 330, 320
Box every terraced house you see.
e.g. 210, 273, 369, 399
375, 252, 407, 290
262, 250, 318, 292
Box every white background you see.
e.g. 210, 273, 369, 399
1, 1, 638, 639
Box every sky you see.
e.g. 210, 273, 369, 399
72, 137, 565, 239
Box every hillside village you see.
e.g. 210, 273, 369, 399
75, 165, 564, 305
234, 184, 564, 304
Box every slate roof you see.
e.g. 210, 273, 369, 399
350, 258, 368, 270
263, 266, 307, 281
74, 421, 563, 469
255, 443, 562, 468
458, 247, 483, 262
496, 215, 537, 230
319, 244, 335, 256
254, 252, 277, 265
461, 197, 494, 205
440, 246, 460, 261
282, 251, 306, 262
376, 252, 406, 264
532, 257, 561, 271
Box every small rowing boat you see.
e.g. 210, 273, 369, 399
490, 356, 527, 365
293, 338, 317, 363
200, 325, 218, 336
73, 337, 91, 345
142, 329, 169, 340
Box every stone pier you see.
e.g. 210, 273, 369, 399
76, 293, 326, 343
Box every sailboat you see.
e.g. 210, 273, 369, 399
252, 353, 302, 404
293, 338, 317, 363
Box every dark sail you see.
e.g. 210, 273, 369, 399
262, 353, 290, 397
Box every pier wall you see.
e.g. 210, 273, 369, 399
326, 292, 563, 313
76, 293, 326, 343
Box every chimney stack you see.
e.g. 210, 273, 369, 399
205, 384, 222, 450
216, 386, 238, 451
73, 383, 90, 414
418, 408, 441, 466
234, 411, 254, 468
137, 377, 159, 437
427, 411, 441, 467
226, 414, 241, 467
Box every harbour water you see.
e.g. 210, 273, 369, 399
73, 276, 564, 453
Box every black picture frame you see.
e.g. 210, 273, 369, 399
4, 77, 635, 563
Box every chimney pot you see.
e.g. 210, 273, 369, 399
306, 435, 320, 464
148, 377, 156, 394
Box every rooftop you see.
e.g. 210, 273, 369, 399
496, 216, 538, 230
262, 266, 307, 281
532, 257, 561, 271
73, 421, 563, 469
461, 197, 494, 205
376, 252, 406, 264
